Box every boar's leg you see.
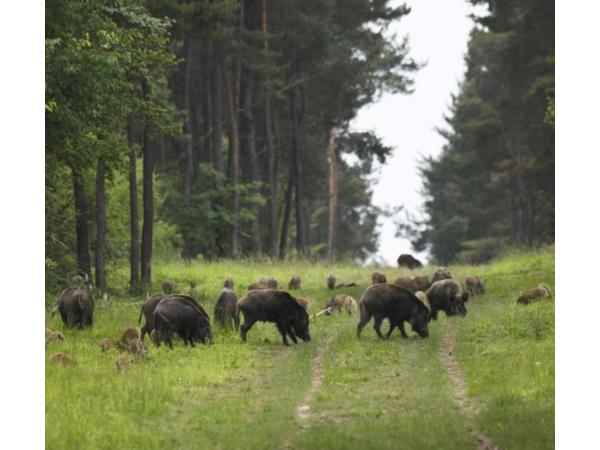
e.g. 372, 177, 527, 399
240, 318, 257, 342
234, 314, 240, 331
386, 321, 397, 339
356, 311, 372, 337
285, 323, 298, 344
275, 321, 290, 346
166, 332, 174, 349
373, 314, 385, 340
398, 322, 409, 339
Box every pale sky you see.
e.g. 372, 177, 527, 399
352, 0, 486, 266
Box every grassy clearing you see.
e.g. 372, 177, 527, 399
46, 246, 554, 449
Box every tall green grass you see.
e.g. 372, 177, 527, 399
46, 246, 554, 449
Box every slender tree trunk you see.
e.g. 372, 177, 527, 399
182, 36, 194, 204
261, 0, 277, 259
95, 159, 107, 291
128, 148, 140, 289
211, 44, 224, 175
223, 62, 241, 257
72, 166, 92, 278
326, 127, 338, 262
140, 81, 154, 287
279, 174, 293, 259
241, 74, 261, 252
288, 87, 308, 255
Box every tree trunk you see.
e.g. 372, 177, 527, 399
182, 36, 194, 204
95, 159, 107, 292
72, 166, 92, 278
211, 44, 224, 175
140, 81, 154, 287
223, 62, 241, 257
241, 73, 261, 252
279, 173, 294, 259
288, 87, 308, 255
127, 148, 140, 289
326, 127, 338, 262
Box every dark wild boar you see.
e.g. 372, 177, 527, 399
138, 294, 165, 341
426, 279, 468, 320
414, 276, 431, 291
431, 267, 453, 283
371, 272, 387, 285
267, 277, 278, 289
162, 279, 175, 294
223, 277, 235, 289
465, 276, 485, 295
397, 254, 423, 269
327, 273, 336, 290
237, 290, 311, 346
288, 276, 302, 290
356, 284, 430, 339
153, 295, 212, 348
51, 287, 94, 329
214, 288, 239, 329
394, 276, 418, 293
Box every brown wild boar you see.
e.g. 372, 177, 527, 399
465, 276, 485, 295
288, 276, 302, 290
129, 338, 148, 360
248, 282, 267, 291
394, 276, 418, 293
50, 352, 77, 366
371, 272, 387, 285
325, 295, 357, 315
214, 288, 239, 329
296, 296, 313, 312
118, 326, 140, 350
327, 274, 336, 290
100, 338, 116, 352
414, 276, 431, 291
223, 277, 235, 289
517, 283, 552, 304
162, 279, 175, 294
414, 291, 430, 309
45, 329, 64, 345
343, 296, 358, 315
138, 294, 165, 341
116, 354, 133, 371
267, 277, 278, 289
431, 267, 453, 283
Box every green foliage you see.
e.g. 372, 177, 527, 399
406, 0, 554, 263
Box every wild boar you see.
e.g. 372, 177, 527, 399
116, 354, 133, 371
414, 291, 430, 309
248, 280, 268, 291
162, 279, 175, 294
223, 277, 235, 289
397, 254, 423, 269
431, 267, 453, 283
45, 329, 64, 345
128, 338, 148, 360
394, 276, 418, 293
153, 295, 212, 348
51, 287, 94, 329
356, 284, 430, 339
117, 327, 140, 350
327, 274, 336, 290
465, 276, 485, 295
50, 352, 77, 366
371, 272, 387, 285
288, 276, 302, 290
100, 338, 116, 352
426, 279, 469, 320
343, 296, 358, 315
237, 289, 311, 346
138, 294, 165, 341
267, 277, 278, 289
325, 295, 357, 315
517, 283, 552, 304
414, 276, 431, 292
214, 288, 239, 329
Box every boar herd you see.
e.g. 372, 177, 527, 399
47, 268, 553, 368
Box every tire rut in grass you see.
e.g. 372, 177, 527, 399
439, 327, 501, 450
281, 336, 332, 449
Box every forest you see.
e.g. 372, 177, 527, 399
402, 0, 555, 264
46, 0, 554, 293
46, 0, 418, 293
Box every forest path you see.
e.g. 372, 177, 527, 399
438, 327, 501, 450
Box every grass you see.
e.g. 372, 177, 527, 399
46, 246, 554, 449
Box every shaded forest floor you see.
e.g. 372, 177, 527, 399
45, 247, 554, 449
